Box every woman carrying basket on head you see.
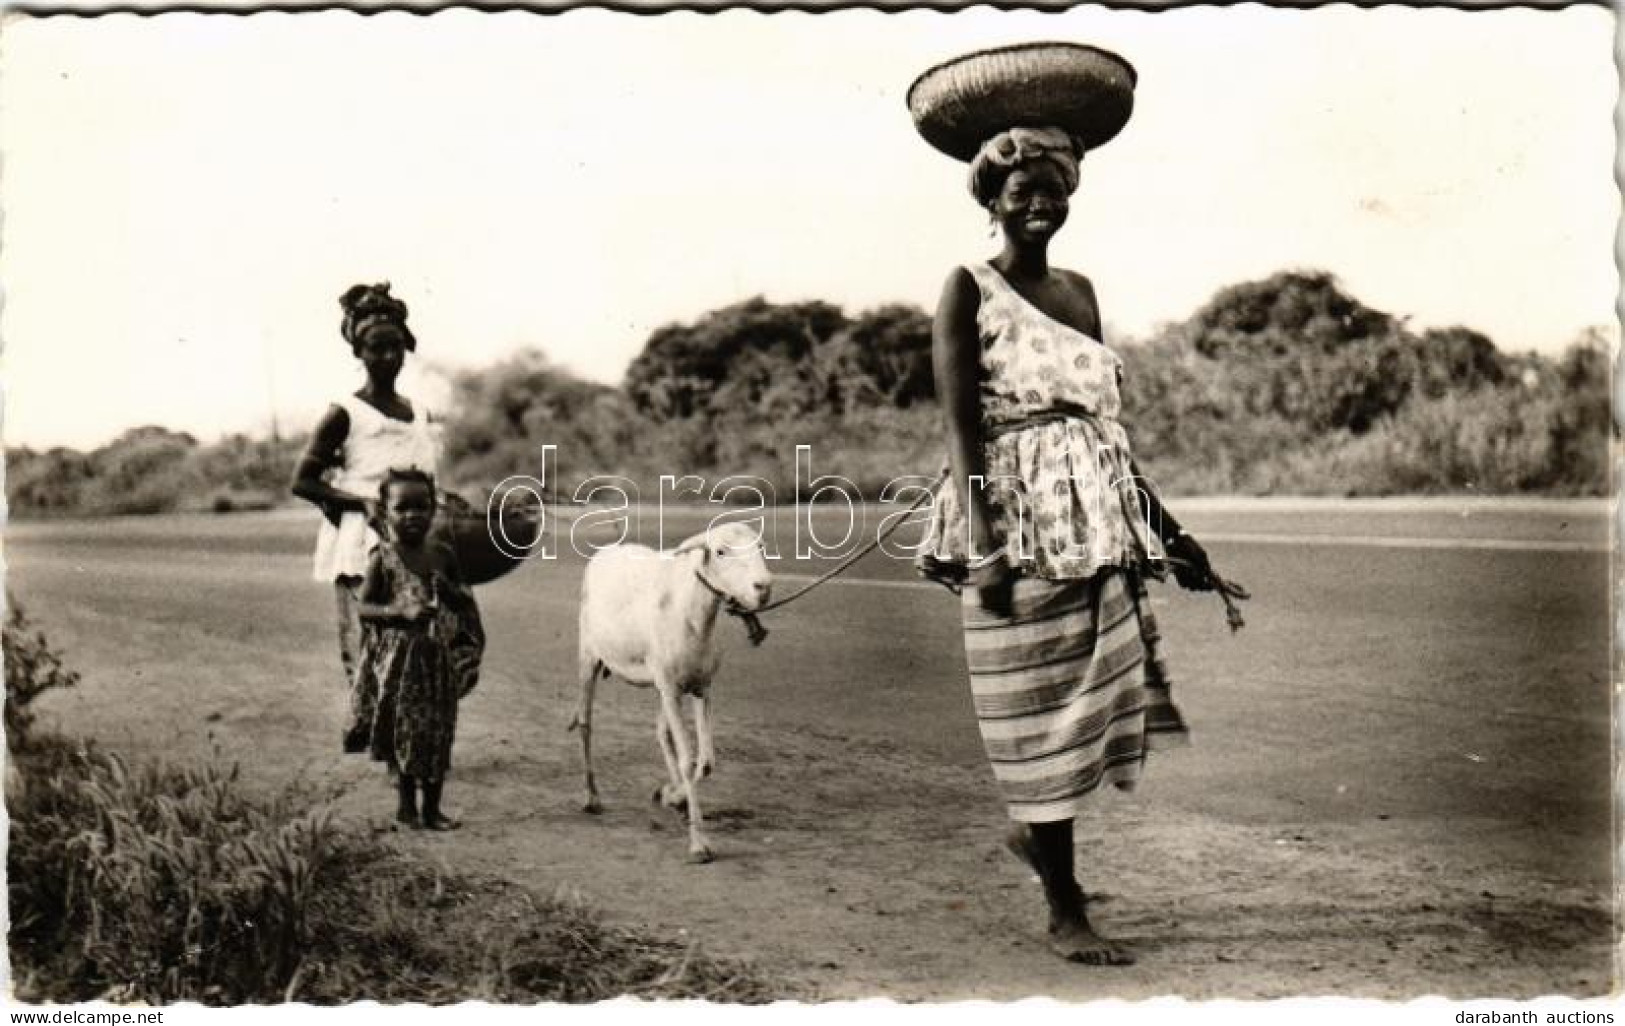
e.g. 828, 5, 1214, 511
290, 283, 485, 760
910, 43, 1222, 965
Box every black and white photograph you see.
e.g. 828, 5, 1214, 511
0, 1, 1616, 1010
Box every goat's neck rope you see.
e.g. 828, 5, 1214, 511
693, 565, 769, 646
685, 563, 729, 634
692, 566, 735, 608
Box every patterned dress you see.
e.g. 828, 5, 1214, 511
921, 261, 1188, 823
347, 540, 484, 781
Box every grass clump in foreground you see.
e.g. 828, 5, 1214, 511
9, 737, 790, 1004
6, 604, 790, 1005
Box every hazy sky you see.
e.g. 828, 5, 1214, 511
1, 5, 1616, 449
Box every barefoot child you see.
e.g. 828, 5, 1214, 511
351, 468, 482, 830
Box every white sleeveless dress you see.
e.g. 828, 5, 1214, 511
310, 394, 443, 582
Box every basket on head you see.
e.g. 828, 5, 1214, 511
906, 41, 1137, 162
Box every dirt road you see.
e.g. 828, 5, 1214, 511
7, 502, 1612, 999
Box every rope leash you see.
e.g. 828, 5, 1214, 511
467, 479, 1250, 637
1168, 556, 1251, 632
755, 479, 947, 615
926, 552, 1250, 634
709, 476, 947, 646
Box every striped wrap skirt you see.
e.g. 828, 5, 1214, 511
961, 568, 1188, 822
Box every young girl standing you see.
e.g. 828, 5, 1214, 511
352, 468, 480, 830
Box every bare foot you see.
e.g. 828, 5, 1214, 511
1049, 917, 1135, 966
1004, 823, 1040, 874
1003, 825, 1110, 906
396, 808, 419, 829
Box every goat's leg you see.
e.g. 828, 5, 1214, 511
691, 692, 716, 780
657, 687, 712, 864
653, 702, 687, 813
567, 653, 604, 813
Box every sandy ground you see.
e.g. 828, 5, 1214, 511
5, 503, 1615, 1001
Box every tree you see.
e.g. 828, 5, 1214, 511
83, 427, 201, 514
440, 348, 649, 492
623, 298, 850, 419
1413, 327, 1506, 399
817, 304, 936, 410
1186, 270, 1398, 359
6, 447, 94, 514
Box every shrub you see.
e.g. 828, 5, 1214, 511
7, 278, 1613, 508
6, 616, 786, 1004
6, 448, 96, 515
4, 597, 80, 753
80, 426, 202, 515
8, 736, 786, 1004
8, 739, 336, 1003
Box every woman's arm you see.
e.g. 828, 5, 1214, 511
290, 405, 369, 525
1127, 457, 1183, 538
1061, 269, 1104, 339
1083, 272, 1213, 594
1128, 456, 1214, 593
932, 267, 1013, 611
933, 268, 998, 553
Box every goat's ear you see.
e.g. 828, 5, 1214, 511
672, 535, 708, 559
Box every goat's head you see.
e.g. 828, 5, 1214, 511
676, 522, 773, 611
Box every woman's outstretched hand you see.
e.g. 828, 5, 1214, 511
1165, 533, 1216, 592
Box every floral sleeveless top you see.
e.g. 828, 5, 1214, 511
919, 262, 1161, 581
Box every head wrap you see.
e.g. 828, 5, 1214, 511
340, 282, 416, 352
967, 126, 1084, 207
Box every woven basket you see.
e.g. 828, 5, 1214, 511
432, 493, 544, 586
907, 42, 1137, 162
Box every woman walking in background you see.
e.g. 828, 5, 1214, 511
291, 283, 481, 752
911, 43, 1219, 965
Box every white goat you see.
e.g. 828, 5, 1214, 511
568, 522, 772, 863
